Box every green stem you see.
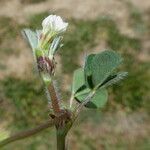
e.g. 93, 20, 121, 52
56, 129, 67, 150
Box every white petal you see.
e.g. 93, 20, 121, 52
42, 14, 68, 33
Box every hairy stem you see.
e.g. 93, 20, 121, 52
69, 94, 74, 109
0, 120, 55, 148
73, 91, 95, 121
47, 81, 61, 114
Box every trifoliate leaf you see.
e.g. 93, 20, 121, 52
73, 50, 126, 109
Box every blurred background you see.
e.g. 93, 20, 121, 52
0, 0, 149, 149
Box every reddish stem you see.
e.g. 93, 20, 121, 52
47, 82, 61, 114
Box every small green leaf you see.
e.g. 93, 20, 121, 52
100, 72, 128, 88
22, 29, 38, 50
84, 50, 123, 88
49, 36, 62, 57
72, 68, 85, 94
75, 88, 108, 109
86, 89, 108, 108
84, 54, 95, 89
75, 88, 91, 97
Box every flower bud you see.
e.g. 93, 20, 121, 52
37, 56, 56, 75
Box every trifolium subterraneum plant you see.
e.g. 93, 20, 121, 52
0, 14, 127, 150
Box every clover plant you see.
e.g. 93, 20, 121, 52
0, 15, 127, 150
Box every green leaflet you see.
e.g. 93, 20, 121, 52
75, 88, 108, 109
22, 29, 38, 50
84, 54, 95, 89
22, 29, 39, 61
91, 50, 123, 86
85, 50, 123, 88
72, 68, 85, 95
99, 72, 128, 88
49, 36, 62, 57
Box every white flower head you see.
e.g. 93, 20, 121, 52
42, 15, 68, 34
